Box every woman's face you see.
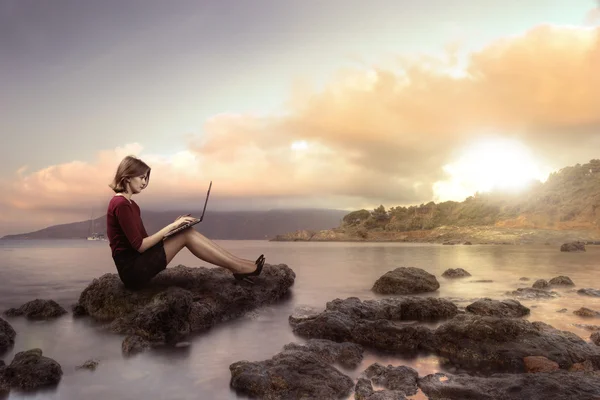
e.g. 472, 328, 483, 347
127, 172, 148, 194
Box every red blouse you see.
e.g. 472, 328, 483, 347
106, 196, 148, 258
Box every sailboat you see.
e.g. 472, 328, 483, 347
87, 210, 107, 241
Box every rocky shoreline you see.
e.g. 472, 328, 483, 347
1, 260, 600, 399
270, 226, 600, 246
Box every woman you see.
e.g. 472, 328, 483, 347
106, 155, 265, 289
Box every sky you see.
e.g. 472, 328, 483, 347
1, 0, 599, 236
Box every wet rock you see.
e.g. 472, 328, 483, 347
71, 303, 87, 317
523, 356, 559, 373
519, 277, 530, 281
354, 377, 407, 400
288, 306, 322, 325
0, 348, 62, 391
282, 339, 364, 369
418, 370, 600, 400
122, 335, 151, 355
470, 279, 493, 283
76, 359, 99, 371
570, 360, 595, 372
74, 264, 294, 344
4, 299, 67, 320
560, 241, 586, 252
573, 324, 600, 331
0, 318, 16, 355
441, 268, 471, 279
463, 241, 472, 245
557, 308, 568, 313
290, 297, 457, 355
548, 276, 575, 286
505, 287, 559, 300
429, 314, 600, 373
465, 298, 530, 318
362, 363, 418, 395
532, 279, 549, 289
591, 332, 600, 346
574, 308, 600, 318
372, 267, 440, 294
578, 288, 600, 297
229, 346, 354, 400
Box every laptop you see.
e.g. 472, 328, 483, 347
163, 181, 212, 239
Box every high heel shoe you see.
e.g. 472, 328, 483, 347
233, 254, 265, 282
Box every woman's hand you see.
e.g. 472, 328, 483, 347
168, 216, 197, 231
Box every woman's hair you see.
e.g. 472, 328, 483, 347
108, 155, 151, 193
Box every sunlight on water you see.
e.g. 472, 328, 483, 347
0, 239, 599, 399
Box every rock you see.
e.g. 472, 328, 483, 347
290, 297, 457, 355
441, 268, 471, 279
122, 335, 151, 355
229, 346, 354, 399
71, 303, 87, 317
519, 277, 530, 281
418, 370, 600, 400
573, 324, 600, 331
429, 314, 600, 373
532, 279, 549, 289
354, 377, 408, 400
0, 348, 62, 391
505, 288, 560, 300
76, 359, 99, 371
0, 318, 16, 355
288, 306, 322, 325
372, 267, 440, 294
591, 332, 600, 346
569, 360, 595, 372
4, 299, 67, 320
282, 339, 364, 369
463, 241, 472, 245
362, 363, 418, 395
523, 356, 560, 373
557, 309, 568, 313
574, 308, 600, 318
465, 298, 530, 318
560, 241, 586, 252
578, 288, 600, 297
470, 279, 493, 283
548, 276, 575, 286
74, 264, 294, 345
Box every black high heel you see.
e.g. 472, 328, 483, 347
233, 254, 265, 282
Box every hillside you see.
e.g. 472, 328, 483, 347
1, 209, 347, 240
272, 159, 600, 244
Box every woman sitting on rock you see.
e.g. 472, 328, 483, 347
106, 155, 265, 289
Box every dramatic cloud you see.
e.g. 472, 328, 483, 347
1, 24, 599, 236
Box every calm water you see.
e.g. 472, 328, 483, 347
1, 239, 599, 399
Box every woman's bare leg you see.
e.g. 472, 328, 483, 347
162, 229, 258, 274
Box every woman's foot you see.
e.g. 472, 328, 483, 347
233, 254, 265, 282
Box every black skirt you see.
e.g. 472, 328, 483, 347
113, 241, 167, 290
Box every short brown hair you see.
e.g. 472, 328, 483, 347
109, 155, 151, 193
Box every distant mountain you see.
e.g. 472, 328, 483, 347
1, 209, 348, 240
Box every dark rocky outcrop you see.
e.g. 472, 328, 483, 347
73, 264, 295, 347
4, 299, 67, 320
0, 318, 16, 355
532, 279, 549, 289
560, 241, 586, 252
0, 349, 62, 392
361, 363, 419, 395
282, 339, 364, 369
290, 297, 457, 355
442, 268, 471, 279
548, 276, 575, 286
578, 288, 600, 297
591, 332, 600, 346
229, 345, 354, 399
372, 267, 440, 294
418, 370, 600, 400
354, 377, 408, 400
465, 298, 530, 318
574, 308, 600, 318
429, 314, 600, 373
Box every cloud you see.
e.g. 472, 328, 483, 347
1, 24, 599, 236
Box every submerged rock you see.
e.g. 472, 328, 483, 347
560, 241, 586, 252
505, 287, 560, 300
574, 308, 600, 318
76, 359, 99, 371
4, 299, 67, 320
230, 345, 354, 399
548, 276, 575, 286
578, 288, 600, 297
442, 268, 471, 279
465, 298, 530, 318
0, 318, 16, 355
372, 267, 440, 294
74, 264, 295, 346
429, 314, 600, 373
418, 370, 600, 400
0, 348, 62, 391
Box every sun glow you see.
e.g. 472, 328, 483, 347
433, 138, 552, 201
